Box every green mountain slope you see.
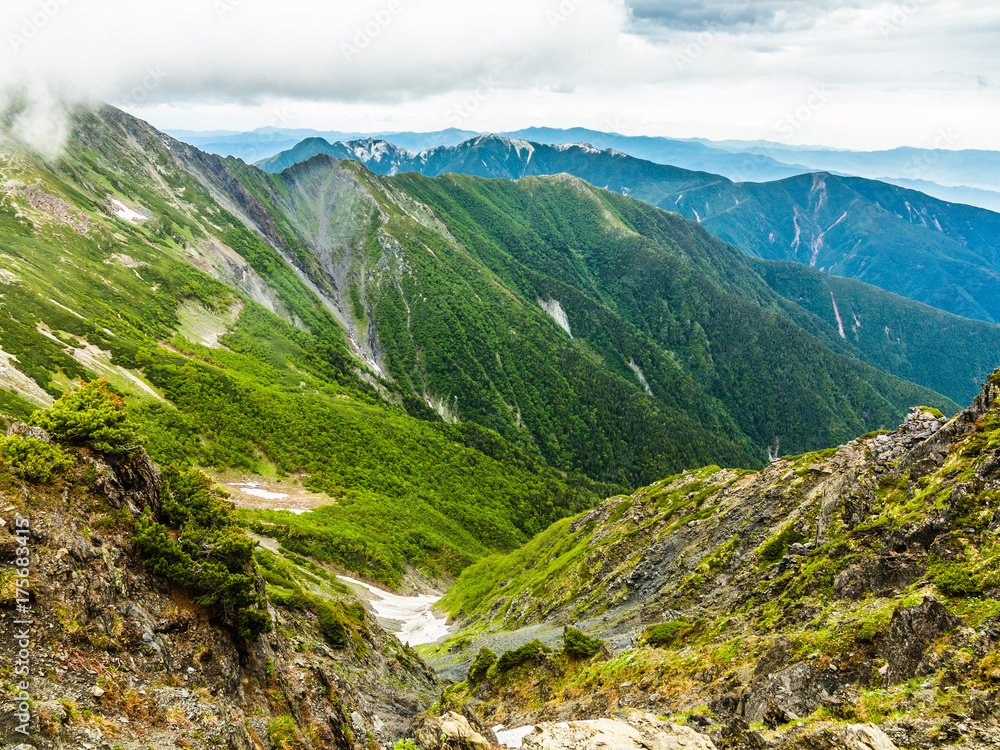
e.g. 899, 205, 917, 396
260, 135, 1000, 327
0, 106, 610, 585
0, 104, 974, 583
219, 150, 958, 483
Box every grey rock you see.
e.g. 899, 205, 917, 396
522, 710, 717, 749
883, 596, 963, 685
4, 422, 50, 441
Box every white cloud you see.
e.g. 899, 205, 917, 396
0, 0, 998, 149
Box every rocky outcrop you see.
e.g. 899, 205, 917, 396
883, 597, 963, 685
428, 374, 1000, 750
0, 444, 438, 749
5, 422, 51, 441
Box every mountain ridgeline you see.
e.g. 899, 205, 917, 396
0, 104, 988, 586
257, 134, 1000, 328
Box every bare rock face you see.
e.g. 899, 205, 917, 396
882, 596, 963, 685
90, 448, 162, 513
522, 709, 717, 750
836, 724, 900, 750
4, 421, 51, 441
411, 711, 494, 750
833, 555, 926, 600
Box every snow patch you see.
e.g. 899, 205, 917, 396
232, 483, 290, 501
538, 298, 572, 338
830, 291, 846, 339
110, 198, 148, 224
338, 575, 450, 646
494, 721, 598, 749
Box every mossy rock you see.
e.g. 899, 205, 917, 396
496, 639, 551, 673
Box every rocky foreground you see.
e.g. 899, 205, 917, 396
0, 419, 437, 750
422, 374, 1000, 749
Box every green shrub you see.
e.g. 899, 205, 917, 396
133, 466, 271, 639
31, 380, 143, 454
0, 435, 73, 482
563, 626, 603, 659
643, 620, 692, 649
468, 647, 497, 683
933, 564, 982, 597
496, 639, 551, 673
392, 741, 419, 750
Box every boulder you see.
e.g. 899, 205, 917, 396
91, 448, 161, 513
793, 722, 900, 749
411, 711, 493, 750
882, 596, 962, 685
522, 710, 716, 750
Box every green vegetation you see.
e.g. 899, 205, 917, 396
267, 716, 299, 750
468, 647, 497, 683
31, 379, 143, 454
0, 435, 74, 482
755, 523, 806, 568
0, 107, 618, 585
496, 639, 552, 673
643, 620, 694, 649
563, 627, 603, 659
134, 466, 271, 639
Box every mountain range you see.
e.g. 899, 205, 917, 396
169, 125, 1000, 212
255, 134, 1000, 326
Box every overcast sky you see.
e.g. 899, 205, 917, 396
1, 0, 998, 150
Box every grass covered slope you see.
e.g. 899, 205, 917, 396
0, 105, 609, 585
432, 372, 1000, 747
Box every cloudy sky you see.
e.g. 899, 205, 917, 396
2, 0, 998, 149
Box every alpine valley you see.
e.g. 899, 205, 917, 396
1, 103, 1000, 750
